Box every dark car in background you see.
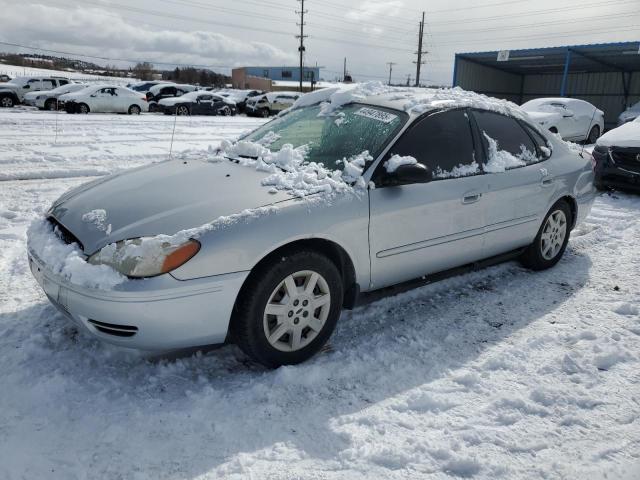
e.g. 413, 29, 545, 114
593, 118, 640, 192
158, 91, 236, 116
146, 83, 198, 112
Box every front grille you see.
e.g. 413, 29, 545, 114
611, 148, 640, 171
47, 217, 83, 250
88, 319, 138, 338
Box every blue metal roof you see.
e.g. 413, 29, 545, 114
456, 41, 640, 75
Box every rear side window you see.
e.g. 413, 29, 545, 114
522, 122, 551, 157
386, 109, 479, 179
473, 110, 540, 170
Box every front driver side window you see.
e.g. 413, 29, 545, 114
384, 109, 479, 179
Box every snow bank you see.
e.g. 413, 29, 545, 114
597, 121, 640, 148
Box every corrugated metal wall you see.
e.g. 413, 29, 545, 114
455, 57, 639, 130
454, 58, 521, 103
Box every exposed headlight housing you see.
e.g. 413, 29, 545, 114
88, 238, 200, 278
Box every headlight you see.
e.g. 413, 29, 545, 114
88, 238, 200, 278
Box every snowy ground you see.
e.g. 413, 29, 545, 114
0, 109, 639, 479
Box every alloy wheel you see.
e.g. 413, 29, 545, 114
263, 270, 331, 352
177, 106, 189, 116
540, 210, 567, 260
1, 97, 13, 108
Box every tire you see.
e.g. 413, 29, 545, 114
0, 95, 14, 108
520, 200, 572, 271
260, 108, 270, 118
176, 105, 190, 116
128, 104, 141, 115
232, 250, 343, 368
220, 106, 231, 116
587, 125, 600, 144
45, 99, 57, 111
148, 103, 158, 113
78, 103, 90, 114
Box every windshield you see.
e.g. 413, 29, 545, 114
242, 104, 407, 170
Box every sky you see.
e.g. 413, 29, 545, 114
0, 0, 638, 85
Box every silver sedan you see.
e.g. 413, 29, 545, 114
27, 89, 597, 367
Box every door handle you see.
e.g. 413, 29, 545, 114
462, 193, 482, 204
541, 177, 555, 187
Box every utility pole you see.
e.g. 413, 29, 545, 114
296, 0, 308, 93
386, 62, 396, 86
406, 74, 412, 86
414, 11, 427, 87
343, 57, 347, 82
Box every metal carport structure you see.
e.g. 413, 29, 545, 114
453, 42, 640, 129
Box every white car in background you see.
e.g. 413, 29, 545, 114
521, 98, 604, 144
0, 76, 72, 107
24, 83, 88, 110
618, 100, 640, 126
62, 85, 148, 114
245, 91, 302, 117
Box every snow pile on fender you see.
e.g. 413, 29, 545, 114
27, 219, 127, 290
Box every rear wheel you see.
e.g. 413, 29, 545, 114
78, 103, 90, 114
232, 250, 343, 368
0, 95, 14, 108
587, 125, 600, 144
128, 104, 141, 115
176, 105, 189, 116
520, 200, 571, 271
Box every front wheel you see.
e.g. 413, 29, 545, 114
232, 250, 343, 368
176, 105, 189, 116
220, 106, 231, 116
0, 95, 14, 108
45, 99, 57, 111
520, 200, 571, 271
260, 108, 270, 118
78, 103, 90, 114
587, 125, 600, 144
128, 104, 141, 115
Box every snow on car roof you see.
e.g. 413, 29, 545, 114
292, 81, 528, 120
148, 83, 198, 94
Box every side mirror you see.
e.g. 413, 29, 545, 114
386, 163, 432, 186
90, 94, 97, 98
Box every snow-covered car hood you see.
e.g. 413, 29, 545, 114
524, 111, 560, 124
618, 108, 639, 123
597, 121, 640, 148
0, 82, 20, 93
24, 90, 53, 100
48, 159, 291, 254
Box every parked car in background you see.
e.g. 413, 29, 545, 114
0, 76, 71, 108
127, 81, 170, 93
146, 83, 198, 112
617, 101, 640, 126
28, 87, 595, 367
593, 117, 640, 191
245, 91, 301, 117
521, 98, 604, 143
63, 85, 147, 114
159, 91, 237, 116
216, 89, 264, 112
23, 83, 87, 110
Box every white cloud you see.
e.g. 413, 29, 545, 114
345, 1, 405, 21
0, 3, 297, 70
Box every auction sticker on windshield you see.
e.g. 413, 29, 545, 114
354, 107, 398, 124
